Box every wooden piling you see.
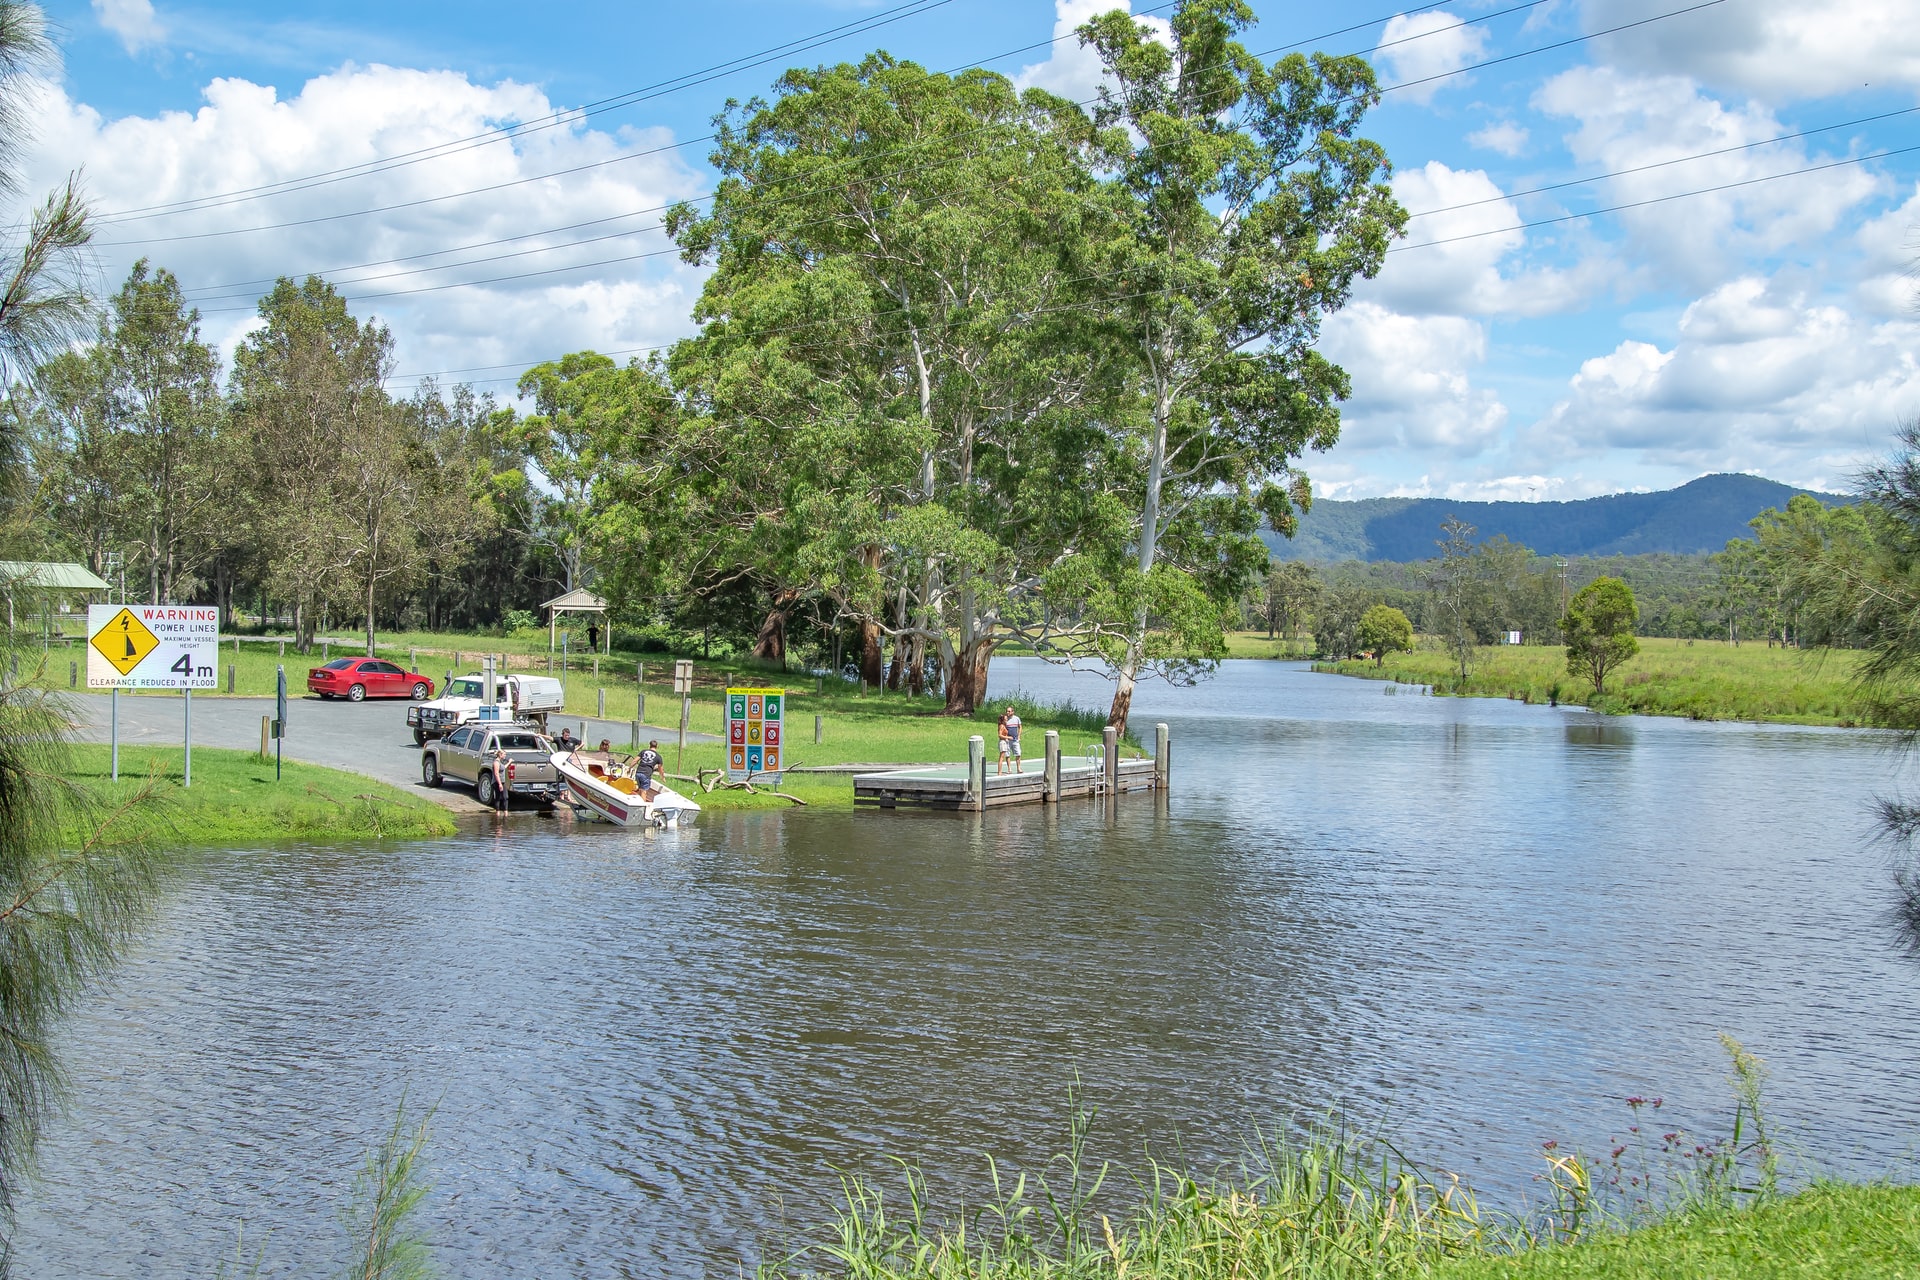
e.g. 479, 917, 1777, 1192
815, 714, 823, 744
226, 664, 235, 693
1102, 725, 1118, 795
1155, 722, 1170, 791
968, 735, 986, 811
597, 688, 606, 718
260, 715, 271, 760
1044, 730, 1060, 801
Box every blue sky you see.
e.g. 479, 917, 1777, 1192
27, 0, 1920, 499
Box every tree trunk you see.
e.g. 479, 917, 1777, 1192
753, 589, 800, 664
365, 572, 377, 656
907, 632, 925, 696
1106, 661, 1135, 736
942, 636, 995, 716
885, 638, 904, 692
857, 619, 884, 688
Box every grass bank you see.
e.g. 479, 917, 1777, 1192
757, 1043, 1914, 1278
1434, 1183, 1920, 1278
1317, 638, 1875, 726
67, 745, 457, 845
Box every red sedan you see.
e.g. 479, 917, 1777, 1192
307, 658, 434, 703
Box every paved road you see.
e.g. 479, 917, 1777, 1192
64, 692, 716, 816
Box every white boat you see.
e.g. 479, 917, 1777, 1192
551, 750, 702, 828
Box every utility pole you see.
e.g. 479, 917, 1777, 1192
1558, 558, 1571, 616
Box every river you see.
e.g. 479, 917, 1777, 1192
13, 659, 1920, 1276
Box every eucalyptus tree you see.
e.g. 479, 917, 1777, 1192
1071, 0, 1405, 733
666, 55, 1125, 712
229, 277, 395, 651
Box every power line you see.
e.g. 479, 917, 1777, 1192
95, 0, 959, 224
109, 0, 1556, 251
178, 0, 1697, 307
1389, 142, 1920, 253
377, 137, 1920, 389
1405, 104, 1920, 221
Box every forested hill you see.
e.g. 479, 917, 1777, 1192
1267, 473, 1841, 562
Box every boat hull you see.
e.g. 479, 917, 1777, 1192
552, 752, 700, 828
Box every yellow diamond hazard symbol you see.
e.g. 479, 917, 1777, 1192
90, 608, 159, 677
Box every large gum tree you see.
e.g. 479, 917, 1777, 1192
1073, 0, 1406, 734
666, 55, 1126, 714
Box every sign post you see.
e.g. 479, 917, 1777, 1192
673, 661, 694, 772
88, 604, 219, 787
725, 688, 784, 786
275, 665, 287, 781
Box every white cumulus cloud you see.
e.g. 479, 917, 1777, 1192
20, 64, 709, 393
1582, 0, 1920, 103
1534, 67, 1885, 289
1375, 11, 1489, 104
92, 0, 165, 54
1525, 275, 1920, 483
1467, 121, 1529, 157
1320, 302, 1510, 455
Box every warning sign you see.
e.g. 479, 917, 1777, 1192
87, 604, 220, 690
89, 607, 159, 677
725, 687, 783, 784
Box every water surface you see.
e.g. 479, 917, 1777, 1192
15, 660, 1920, 1276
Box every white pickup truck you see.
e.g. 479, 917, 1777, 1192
406, 672, 566, 745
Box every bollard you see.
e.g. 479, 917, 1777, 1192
815, 714, 822, 744
445, 670, 452, 690
321, 640, 329, 661
278, 639, 285, 658
1155, 723, 1170, 791
637, 662, 645, 687
968, 734, 986, 811
410, 647, 417, 672
69, 660, 77, 688
637, 691, 646, 725
597, 687, 605, 718
234, 635, 240, 656
1044, 730, 1060, 802
815, 676, 822, 695
631, 719, 641, 752
260, 715, 271, 760
1103, 725, 1118, 796
227, 663, 235, 693
455, 649, 462, 668
593, 656, 599, 679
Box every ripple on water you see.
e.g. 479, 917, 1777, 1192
13, 660, 1920, 1276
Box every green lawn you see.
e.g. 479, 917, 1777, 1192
66, 744, 457, 846
1435, 1184, 1920, 1279
1321, 637, 1877, 726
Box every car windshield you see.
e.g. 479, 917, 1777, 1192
494, 734, 544, 751
448, 679, 483, 698
322, 659, 355, 671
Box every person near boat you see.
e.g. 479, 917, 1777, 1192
636, 740, 665, 785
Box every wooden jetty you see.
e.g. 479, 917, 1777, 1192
854, 724, 1170, 812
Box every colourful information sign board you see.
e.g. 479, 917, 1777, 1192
725, 687, 784, 783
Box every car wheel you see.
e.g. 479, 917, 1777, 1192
422, 756, 440, 788
413, 729, 427, 746
348, 684, 366, 703
476, 772, 498, 807
411, 682, 430, 701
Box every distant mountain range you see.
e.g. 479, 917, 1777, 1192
1265, 473, 1841, 563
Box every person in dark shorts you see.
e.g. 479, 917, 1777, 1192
636, 739, 665, 785
998, 706, 1023, 774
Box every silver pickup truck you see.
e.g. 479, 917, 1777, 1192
420, 723, 564, 808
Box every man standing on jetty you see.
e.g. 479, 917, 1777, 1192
999, 707, 1023, 774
